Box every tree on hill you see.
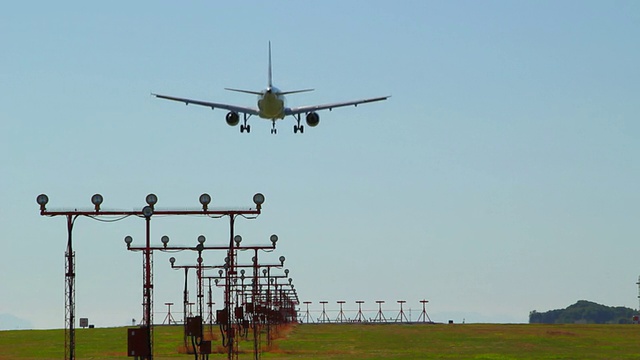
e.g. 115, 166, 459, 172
529, 300, 636, 324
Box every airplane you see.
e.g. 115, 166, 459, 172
152, 42, 390, 134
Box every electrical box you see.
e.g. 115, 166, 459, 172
199, 340, 212, 354
127, 327, 149, 357
216, 309, 228, 324
185, 316, 202, 337
235, 306, 244, 319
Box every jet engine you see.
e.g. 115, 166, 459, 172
306, 112, 320, 127
225, 112, 239, 126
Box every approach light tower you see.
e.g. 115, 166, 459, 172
38, 192, 265, 360
636, 276, 640, 311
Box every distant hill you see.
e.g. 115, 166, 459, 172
0, 314, 32, 330
529, 300, 636, 324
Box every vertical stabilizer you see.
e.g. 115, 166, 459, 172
268, 41, 273, 88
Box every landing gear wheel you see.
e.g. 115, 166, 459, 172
240, 125, 245, 133
271, 128, 277, 134
299, 125, 304, 134
246, 125, 251, 133
293, 125, 298, 133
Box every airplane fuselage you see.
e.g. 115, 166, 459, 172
257, 88, 286, 119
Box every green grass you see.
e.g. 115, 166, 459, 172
269, 323, 640, 359
2, 324, 640, 359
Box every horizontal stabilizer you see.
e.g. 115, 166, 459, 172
278, 89, 315, 96
224, 88, 264, 96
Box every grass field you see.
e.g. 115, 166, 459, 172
1, 323, 640, 359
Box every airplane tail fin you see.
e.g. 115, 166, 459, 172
268, 42, 314, 96
226, 42, 314, 96
268, 41, 273, 88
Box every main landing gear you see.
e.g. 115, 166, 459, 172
240, 113, 251, 133
293, 114, 304, 134
271, 121, 277, 134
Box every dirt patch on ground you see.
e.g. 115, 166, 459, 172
546, 330, 577, 336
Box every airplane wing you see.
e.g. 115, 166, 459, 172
285, 96, 390, 115
152, 93, 259, 116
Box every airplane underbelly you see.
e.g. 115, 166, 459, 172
258, 98, 285, 119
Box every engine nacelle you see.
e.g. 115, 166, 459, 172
306, 112, 320, 127
226, 112, 239, 126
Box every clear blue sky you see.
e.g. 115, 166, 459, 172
1, 1, 639, 329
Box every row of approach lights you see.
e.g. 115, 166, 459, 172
206, 268, 292, 282
36, 193, 266, 212
202, 268, 291, 279
124, 233, 283, 258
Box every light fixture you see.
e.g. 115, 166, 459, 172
145, 193, 158, 208
196, 243, 204, 252
124, 236, 133, 247
198, 235, 206, 244
234, 235, 242, 246
279, 256, 285, 265
262, 269, 267, 276
161, 235, 170, 247
36, 194, 49, 211
240, 269, 245, 276
91, 194, 103, 211
142, 206, 153, 218
215, 279, 219, 285
270, 234, 278, 246
218, 269, 223, 277
284, 269, 289, 276
199, 193, 211, 211
253, 193, 265, 210
252, 256, 257, 263
169, 257, 176, 265
197, 255, 203, 263
288, 278, 293, 285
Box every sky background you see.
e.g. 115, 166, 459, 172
1, 1, 639, 329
